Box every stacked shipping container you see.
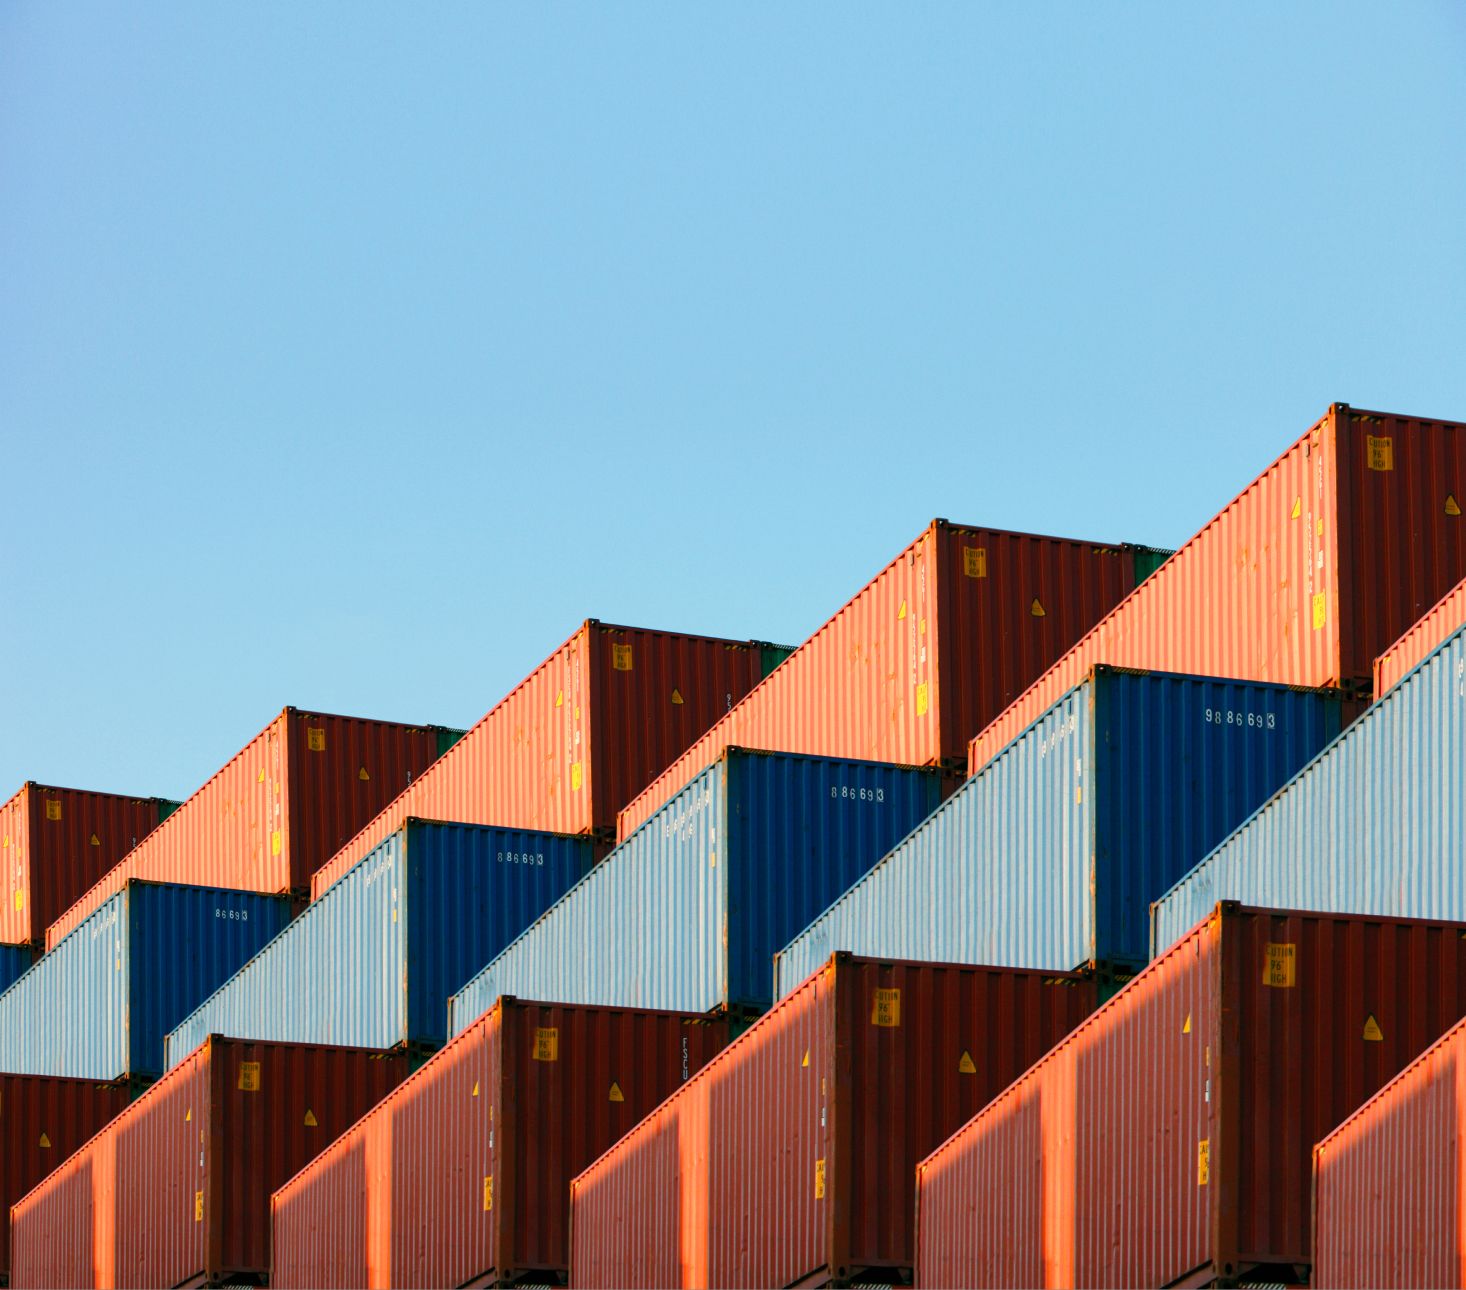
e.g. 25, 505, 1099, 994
1374, 573, 1466, 697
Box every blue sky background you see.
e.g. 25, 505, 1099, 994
3, 4, 1464, 799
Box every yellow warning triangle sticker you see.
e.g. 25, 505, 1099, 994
257, 768, 265, 783
608, 1082, 625, 1103
1363, 1014, 1384, 1042
897, 600, 908, 621
801, 1050, 809, 1068
1290, 497, 1301, 520
554, 690, 564, 708
472, 1080, 480, 1097
671, 689, 684, 706
1448, 494, 1462, 517
1183, 1014, 1192, 1035
358, 767, 370, 781
185, 1108, 192, 1122
1030, 599, 1047, 618
38, 1132, 51, 1149
958, 1051, 977, 1075
90, 834, 101, 847
303, 1110, 318, 1127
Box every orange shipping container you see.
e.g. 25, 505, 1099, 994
310, 621, 766, 900
617, 522, 1151, 841
970, 404, 1466, 775
1374, 573, 1466, 698
46, 709, 447, 949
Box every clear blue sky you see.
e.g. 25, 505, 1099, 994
3, 4, 1463, 800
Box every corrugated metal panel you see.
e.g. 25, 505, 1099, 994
46, 709, 446, 948
777, 669, 1341, 994
270, 1000, 728, 1288
309, 622, 766, 900
166, 821, 592, 1066
618, 523, 1146, 840
1374, 573, 1466, 697
448, 750, 942, 1034
1152, 622, 1466, 957
970, 404, 1466, 775
1312, 1013, 1466, 1287
914, 903, 1466, 1287
0, 1074, 131, 1283
0, 881, 290, 1081
9, 1037, 408, 1288
0, 783, 171, 947
0, 941, 31, 992
570, 953, 1095, 1287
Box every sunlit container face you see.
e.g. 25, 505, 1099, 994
970, 405, 1466, 775
46, 708, 447, 948
308, 621, 767, 901
447, 749, 943, 1035
569, 954, 1095, 1288
615, 522, 1149, 841
9, 1037, 409, 1290
269, 999, 728, 1289
1374, 573, 1466, 697
165, 820, 594, 1066
914, 904, 1466, 1288
0, 783, 173, 946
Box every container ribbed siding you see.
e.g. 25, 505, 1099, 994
308, 622, 767, 901
269, 999, 728, 1289
0, 1074, 131, 1283
8, 1037, 409, 1289
46, 708, 448, 949
913, 903, 1466, 1288
1375, 573, 1466, 698
758, 641, 796, 677
776, 668, 1342, 993
447, 749, 943, 1034
0, 784, 174, 947
0, 881, 290, 1082
165, 820, 593, 1067
569, 953, 1096, 1288
969, 405, 1466, 776
1312, 1012, 1466, 1287
616, 523, 1152, 841
0, 942, 31, 992
1152, 622, 1466, 957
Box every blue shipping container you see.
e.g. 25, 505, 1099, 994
447, 748, 943, 1036
165, 819, 593, 1068
0, 881, 289, 1082
0, 943, 31, 993
1152, 623, 1466, 956
775, 667, 1343, 997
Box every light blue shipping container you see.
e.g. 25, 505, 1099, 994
164, 819, 592, 1069
0, 881, 289, 1082
775, 667, 1343, 997
0, 943, 31, 993
1152, 623, 1466, 956
446, 748, 943, 1036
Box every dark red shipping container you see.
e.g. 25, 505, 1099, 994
310, 621, 767, 899
8, 1036, 408, 1289
970, 404, 1466, 775
1374, 573, 1466, 698
0, 1074, 131, 1285
0, 783, 174, 947
570, 953, 1097, 1287
269, 997, 729, 1288
914, 903, 1466, 1289
617, 522, 1150, 840
46, 708, 448, 948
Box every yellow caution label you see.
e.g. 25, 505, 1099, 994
2, 835, 7, 847
612, 644, 634, 671
358, 767, 370, 782
555, 690, 564, 708
671, 688, 685, 706
1366, 435, 1394, 471
1030, 599, 1046, 618
533, 1028, 559, 1062
871, 988, 901, 1027
814, 1158, 826, 1200
90, 833, 101, 847
1290, 497, 1301, 520
195, 1191, 204, 1222
801, 1050, 809, 1068
1448, 494, 1462, 517
958, 1050, 977, 1075
238, 1061, 261, 1092
1317, 518, 1324, 537
303, 1109, 318, 1127
569, 762, 583, 793
44, 801, 61, 822
915, 682, 930, 718
38, 1132, 50, 1148
271, 830, 282, 857
13, 890, 23, 912
483, 1175, 493, 1211
1312, 592, 1327, 632
1197, 1139, 1210, 1186
472, 1080, 480, 1097
186, 1108, 192, 1122
1363, 1014, 1384, 1042
258, 768, 265, 783
897, 599, 908, 621
963, 547, 988, 579
608, 1082, 624, 1103
307, 727, 326, 752
1263, 943, 1297, 988
1182, 1014, 1192, 1035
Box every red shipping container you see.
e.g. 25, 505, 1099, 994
46, 708, 447, 949
0, 1074, 131, 1284
1374, 574, 1466, 698
269, 997, 729, 1288
1312, 1012, 1466, 1288
617, 522, 1147, 841
310, 621, 766, 900
570, 953, 1097, 1288
8, 1036, 408, 1289
0, 784, 174, 948
914, 902, 1466, 1289
969, 404, 1466, 775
